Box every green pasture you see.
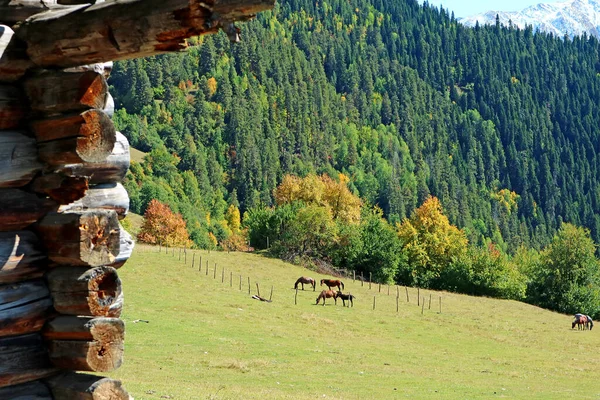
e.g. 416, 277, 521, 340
112, 246, 600, 399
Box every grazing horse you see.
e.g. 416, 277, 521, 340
315, 290, 338, 306
320, 279, 344, 291
294, 276, 316, 291
572, 313, 593, 330
335, 292, 356, 307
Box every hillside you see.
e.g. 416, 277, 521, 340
111, 248, 600, 399
111, 0, 600, 254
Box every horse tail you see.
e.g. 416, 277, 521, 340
341, 281, 344, 290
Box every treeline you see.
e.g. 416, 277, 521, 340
242, 174, 600, 318
109, 0, 600, 314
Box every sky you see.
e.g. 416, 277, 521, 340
426, 0, 554, 18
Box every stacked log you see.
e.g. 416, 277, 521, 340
0, 0, 275, 396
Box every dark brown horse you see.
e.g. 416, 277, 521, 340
320, 279, 344, 291
335, 292, 355, 307
573, 313, 594, 330
294, 276, 316, 291
315, 290, 338, 306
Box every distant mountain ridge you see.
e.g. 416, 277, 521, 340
460, 0, 600, 38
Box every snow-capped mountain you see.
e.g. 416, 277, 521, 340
459, 0, 600, 38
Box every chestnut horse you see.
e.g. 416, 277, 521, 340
335, 292, 355, 307
294, 276, 316, 291
315, 290, 338, 306
320, 279, 344, 291
573, 313, 594, 330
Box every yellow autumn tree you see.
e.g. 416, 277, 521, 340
322, 173, 361, 224
225, 204, 241, 233
273, 173, 361, 224
396, 196, 468, 287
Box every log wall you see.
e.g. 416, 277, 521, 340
0, 0, 274, 397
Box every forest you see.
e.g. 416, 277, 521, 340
110, 0, 600, 316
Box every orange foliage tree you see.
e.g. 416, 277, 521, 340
137, 199, 192, 247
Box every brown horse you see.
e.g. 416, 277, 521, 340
294, 276, 316, 291
315, 290, 338, 306
335, 292, 355, 307
573, 313, 594, 330
320, 279, 344, 291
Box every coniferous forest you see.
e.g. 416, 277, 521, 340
110, 0, 600, 316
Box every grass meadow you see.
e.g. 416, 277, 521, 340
111, 246, 600, 399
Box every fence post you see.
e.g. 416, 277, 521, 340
269, 286, 273, 301
199, 256, 202, 272
239, 275, 242, 290
387, 285, 389, 296
405, 287, 409, 302
439, 296, 442, 313
230, 271, 232, 287
396, 296, 399, 313
206, 260, 209, 275
353, 271, 355, 283
213, 263, 217, 279
361, 272, 364, 287
369, 273, 372, 289
184, 248, 187, 264
178, 247, 181, 261
378, 283, 381, 293
373, 296, 376, 310
256, 283, 260, 297
417, 288, 420, 306
429, 294, 432, 310
248, 277, 251, 294
221, 268, 224, 283
192, 253, 195, 269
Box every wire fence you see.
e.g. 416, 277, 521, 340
134, 243, 443, 314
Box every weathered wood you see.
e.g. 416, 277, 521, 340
0, 85, 25, 129
103, 92, 114, 118
25, 70, 108, 114
0, 333, 58, 388
45, 372, 130, 400
0, 131, 42, 188
32, 109, 116, 165
107, 226, 133, 269
17, 0, 275, 68
31, 173, 89, 205
48, 339, 123, 371
0, 380, 52, 399
56, 131, 130, 184
63, 61, 112, 78
0, 189, 57, 231
0, 1, 69, 25
44, 316, 124, 372
45, 266, 122, 317
0, 25, 34, 82
43, 316, 124, 341
59, 182, 129, 219
36, 210, 120, 267
0, 231, 47, 284
0, 280, 53, 337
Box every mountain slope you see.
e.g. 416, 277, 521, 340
460, 0, 600, 38
111, 0, 600, 252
